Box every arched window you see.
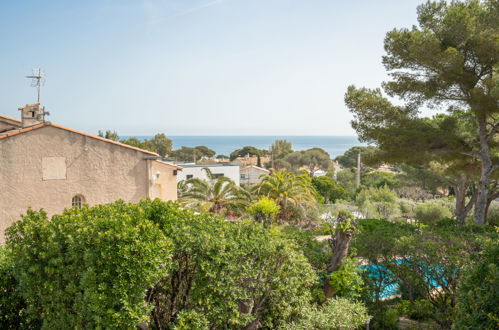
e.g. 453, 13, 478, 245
72, 195, 84, 209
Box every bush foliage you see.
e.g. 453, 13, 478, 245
6, 203, 172, 329
1, 199, 369, 329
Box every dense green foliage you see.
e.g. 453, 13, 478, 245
179, 168, 248, 215
284, 148, 331, 174
345, 0, 499, 225
353, 218, 498, 328
258, 169, 317, 223
284, 298, 370, 330
0, 247, 37, 329
454, 239, 499, 329
97, 129, 120, 141
120, 133, 173, 157
170, 146, 216, 162
247, 196, 280, 227
335, 146, 377, 169
362, 171, 400, 190
270, 139, 293, 160
1, 200, 372, 329
141, 200, 318, 328
355, 186, 401, 221
311, 176, 348, 203
414, 199, 453, 224
230, 146, 267, 160
6, 204, 172, 329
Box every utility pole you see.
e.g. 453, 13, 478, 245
355, 152, 361, 188
271, 145, 274, 169
26, 68, 45, 104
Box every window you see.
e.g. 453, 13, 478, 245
186, 174, 194, 179
72, 195, 84, 209
214, 173, 224, 178
240, 174, 247, 179
173, 170, 178, 176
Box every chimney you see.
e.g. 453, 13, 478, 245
18, 103, 45, 127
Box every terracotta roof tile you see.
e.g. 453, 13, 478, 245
0, 123, 46, 139
0, 114, 21, 123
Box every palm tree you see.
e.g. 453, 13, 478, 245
257, 169, 317, 222
179, 168, 249, 215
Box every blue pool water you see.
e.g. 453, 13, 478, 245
361, 260, 445, 299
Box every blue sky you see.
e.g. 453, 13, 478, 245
0, 0, 423, 136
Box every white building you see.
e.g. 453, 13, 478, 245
240, 165, 269, 185
176, 163, 241, 186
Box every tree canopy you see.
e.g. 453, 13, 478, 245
271, 139, 293, 160
119, 133, 173, 157
345, 0, 499, 224
335, 146, 377, 169
170, 146, 216, 162
284, 148, 331, 175
230, 146, 268, 161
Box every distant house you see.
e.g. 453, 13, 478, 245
0, 104, 181, 243
240, 165, 270, 185
176, 163, 241, 185
230, 155, 271, 167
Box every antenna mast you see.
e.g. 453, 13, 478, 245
26, 68, 45, 104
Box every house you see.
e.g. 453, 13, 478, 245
230, 155, 271, 167
240, 165, 269, 185
176, 163, 240, 186
0, 103, 181, 243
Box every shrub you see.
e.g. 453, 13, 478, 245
399, 198, 417, 219
140, 199, 318, 329
172, 311, 209, 330
6, 202, 173, 329
311, 176, 349, 203
453, 239, 499, 329
327, 257, 364, 300
247, 196, 280, 226
280, 226, 329, 271
0, 247, 38, 329
486, 201, 499, 226
283, 297, 370, 329
355, 186, 401, 220
414, 199, 453, 224
362, 171, 400, 189
4, 199, 370, 329
398, 299, 434, 321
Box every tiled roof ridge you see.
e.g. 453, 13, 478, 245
0, 114, 21, 123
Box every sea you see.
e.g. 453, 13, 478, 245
130, 136, 364, 158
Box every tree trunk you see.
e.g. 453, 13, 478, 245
473, 117, 494, 225
454, 181, 476, 226
324, 215, 355, 299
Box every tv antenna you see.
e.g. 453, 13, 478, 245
26, 68, 45, 104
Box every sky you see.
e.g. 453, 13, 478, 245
0, 0, 424, 136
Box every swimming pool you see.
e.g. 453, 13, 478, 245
360, 259, 446, 299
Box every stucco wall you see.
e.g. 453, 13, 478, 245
0, 125, 175, 243
150, 161, 178, 201
240, 167, 269, 185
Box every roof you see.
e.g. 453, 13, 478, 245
0, 121, 160, 156
175, 163, 239, 168
240, 165, 270, 172
154, 160, 183, 170
0, 114, 21, 124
